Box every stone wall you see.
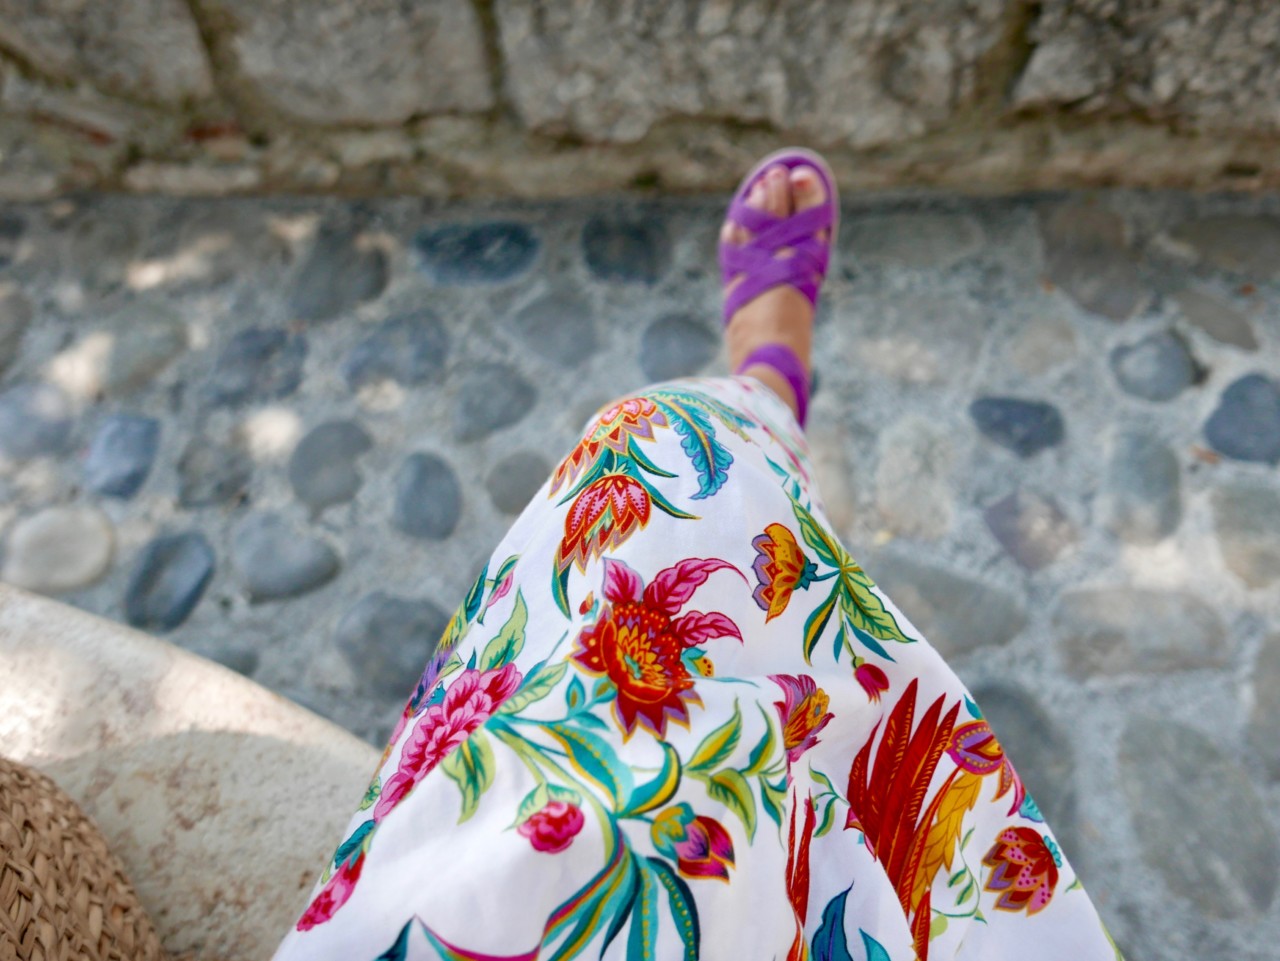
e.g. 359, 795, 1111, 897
2, 0, 1280, 198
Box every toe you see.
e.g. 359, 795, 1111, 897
790, 164, 829, 243
765, 166, 789, 218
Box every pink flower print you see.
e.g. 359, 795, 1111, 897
517, 800, 585, 853
296, 854, 364, 931
374, 663, 522, 821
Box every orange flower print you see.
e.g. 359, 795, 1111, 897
573, 557, 741, 737
558, 473, 652, 574
751, 523, 817, 621
770, 673, 834, 765
983, 826, 1062, 915
551, 397, 668, 495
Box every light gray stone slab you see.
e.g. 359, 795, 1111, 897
1, 504, 114, 594
1212, 481, 1280, 589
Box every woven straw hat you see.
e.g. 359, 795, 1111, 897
0, 755, 167, 961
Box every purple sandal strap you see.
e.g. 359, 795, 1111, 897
734, 343, 809, 428
726, 197, 782, 234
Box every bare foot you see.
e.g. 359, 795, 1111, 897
720, 164, 829, 420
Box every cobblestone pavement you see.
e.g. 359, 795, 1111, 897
1, 191, 1279, 958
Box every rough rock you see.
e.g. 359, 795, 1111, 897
230, 513, 340, 601
288, 420, 373, 511
486, 451, 551, 515
343, 311, 448, 389
1109, 330, 1200, 402
969, 396, 1065, 457
414, 222, 539, 285
288, 227, 388, 322
206, 328, 307, 407
1119, 718, 1278, 919
177, 437, 252, 508
1174, 289, 1259, 351
0, 505, 114, 594
198, 0, 491, 124
1211, 482, 1280, 589
1053, 588, 1227, 679
1099, 429, 1181, 545
0, 0, 213, 104
392, 453, 462, 541
1039, 205, 1145, 320
1169, 215, 1280, 279
0, 286, 32, 375
638, 313, 717, 382
1203, 374, 1280, 465
511, 291, 598, 368
334, 592, 451, 699
452, 363, 536, 441
1248, 634, 1280, 780
0, 383, 72, 461
494, 0, 1009, 146
863, 550, 1027, 659
83, 414, 160, 499
874, 415, 954, 539
124, 531, 215, 630
581, 213, 670, 284
983, 490, 1077, 571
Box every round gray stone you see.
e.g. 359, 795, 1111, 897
874, 415, 954, 539
639, 313, 716, 381
968, 683, 1078, 856
1039, 205, 1146, 320
177, 437, 252, 508
510, 291, 598, 367
1100, 429, 1181, 545
392, 452, 461, 540
414, 222, 539, 285
105, 303, 187, 396
863, 549, 1027, 658
452, 363, 536, 442
969, 396, 1065, 458
334, 592, 451, 699
230, 512, 341, 601
288, 420, 373, 510
1174, 289, 1259, 351
843, 211, 983, 269
206, 327, 307, 407
84, 414, 160, 499
1247, 634, 1280, 780
1211, 482, 1280, 589
343, 310, 448, 389
0, 286, 33, 375
1007, 314, 1078, 377
1119, 718, 1278, 919
0, 213, 23, 269
581, 213, 670, 284
124, 531, 216, 631
1204, 374, 1280, 465
1109, 330, 1199, 402
1169, 215, 1280, 279
288, 226, 388, 322
983, 490, 1077, 571
0, 504, 115, 594
0, 383, 72, 461
1053, 588, 1227, 678
486, 451, 551, 515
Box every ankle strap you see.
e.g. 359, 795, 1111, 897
734, 343, 809, 428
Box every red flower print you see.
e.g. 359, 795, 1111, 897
374, 663, 522, 821
296, 854, 364, 931
948, 719, 1026, 815
651, 804, 736, 881
573, 558, 741, 738
854, 662, 890, 702
983, 826, 1061, 915
517, 800, 585, 853
557, 473, 653, 574
551, 397, 668, 494
770, 673, 834, 765
750, 523, 815, 621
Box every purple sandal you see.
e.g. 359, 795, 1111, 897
719, 147, 839, 428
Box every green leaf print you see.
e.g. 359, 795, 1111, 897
687, 700, 742, 774
622, 742, 681, 817
440, 729, 497, 823
498, 660, 568, 715
707, 768, 757, 841
544, 721, 635, 810
479, 590, 528, 670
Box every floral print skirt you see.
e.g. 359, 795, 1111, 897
273, 377, 1118, 961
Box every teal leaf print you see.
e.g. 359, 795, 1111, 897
761, 774, 788, 829
622, 742, 681, 817
515, 782, 583, 825
707, 768, 757, 840
600, 857, 642, 957
627, 862, 660, 960
479, 591, 528, 670
647, 857, 700, 961
463, 561, 487, 623
811, 887, 854, 961
498, 660, 568, 715
440, 729, 497, 823
860, 929, 892, 961
565, 675, 586, 710
544, 721, 635, 810
687, 700, 743, 774
744, 704, 778, 776
658, 398, 735, 500
374, 920, 413, 961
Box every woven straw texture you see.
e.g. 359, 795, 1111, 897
0, 756, 167, 961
